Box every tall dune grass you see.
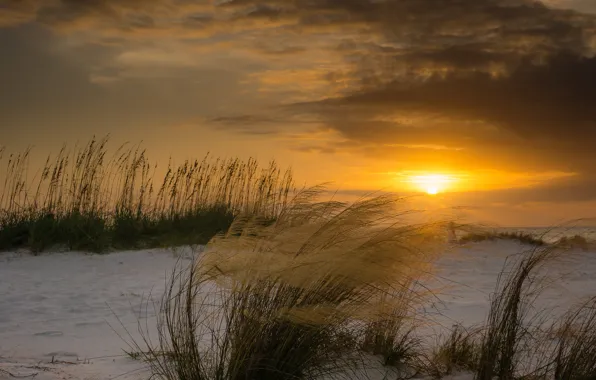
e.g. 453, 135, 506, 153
474, 246, 559, 380
0, 136, 293, 252
118, 188, 592, 380
548, 296, 596, 379
124, 226, 596, 380
129, 188, 446, 380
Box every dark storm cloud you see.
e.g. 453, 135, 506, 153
4, 1, 592, 53
0, 0, 211, 34
259, 0, 596, 202
311, 52, 596, 147
210, 0, 596, 154
277, 1, 596, 178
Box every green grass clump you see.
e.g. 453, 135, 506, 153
0, 211, 110, 252
0, 136, 292, 253
110, 207, 235, 249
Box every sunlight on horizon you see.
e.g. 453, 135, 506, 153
407, 174, 457, 195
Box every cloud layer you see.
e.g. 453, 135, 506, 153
2, 0, 596, 205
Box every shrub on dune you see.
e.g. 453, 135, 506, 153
132, 187, 445, 380
553, 235, 591, 251
458, 231, 546, 247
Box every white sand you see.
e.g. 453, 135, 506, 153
1, 241, 595, 379
0, 247, 193, 380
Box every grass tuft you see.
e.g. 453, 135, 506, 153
127, 188, 444, 380
360, 284, 426, 375
427, 325, 481, 378
475, 246, 558, 380
548, 296, 596, 380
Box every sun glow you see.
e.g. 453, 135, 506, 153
426, 186, 439, 195
408, 174, 456, 195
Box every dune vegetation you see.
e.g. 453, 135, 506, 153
458, 230, 596, 252
0, 136, 292, 253
458, 231, 548, 246
125, 188, 446, 380
122, 189, 596, 380
3, 137, 596, 380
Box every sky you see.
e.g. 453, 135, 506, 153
1, 0, 596, 226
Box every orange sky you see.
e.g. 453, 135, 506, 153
1, 0, 596, 226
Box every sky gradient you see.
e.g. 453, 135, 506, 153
1, 0, 596, 226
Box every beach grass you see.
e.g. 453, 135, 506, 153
0, 136, 292, 253
127, 188, 446, 380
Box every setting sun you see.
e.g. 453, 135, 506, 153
408, 174, 456, 195
426, 187, 439, 195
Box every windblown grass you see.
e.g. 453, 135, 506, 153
475, 246, 559, 380
128, 188, 446, 380
0, 136, 293, 252
543, 296, 596, 380
119, 190, 594, 380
